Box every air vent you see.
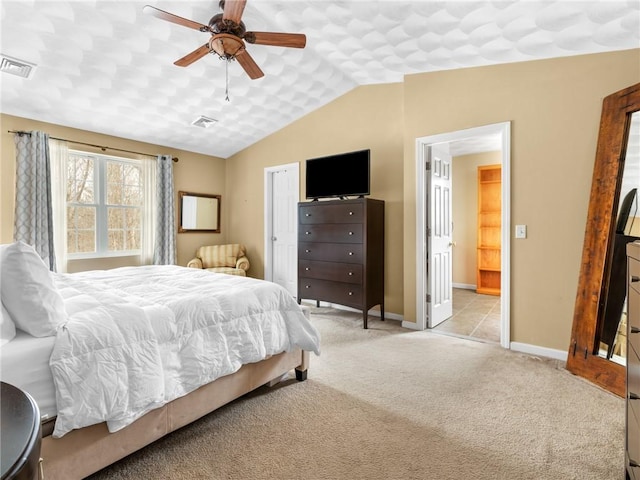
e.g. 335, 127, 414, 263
0, 54, 36, 78
191, 115, 218, 128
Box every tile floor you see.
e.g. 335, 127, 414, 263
432, 288, 501, 343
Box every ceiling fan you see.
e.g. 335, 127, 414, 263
143, 0, 306, 80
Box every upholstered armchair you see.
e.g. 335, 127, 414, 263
187, 244, 250, 276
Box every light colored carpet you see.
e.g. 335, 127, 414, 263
88, 308, 624, 480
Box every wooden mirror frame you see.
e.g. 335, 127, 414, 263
178, 191, 221, 233
567, 83, 640, 397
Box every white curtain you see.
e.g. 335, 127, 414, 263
140, 157, 156, 264
13, 131, 56, 270
153, 155, 176, 265
49, 138, 68, 273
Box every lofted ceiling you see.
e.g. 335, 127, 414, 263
0, 1, 638, 159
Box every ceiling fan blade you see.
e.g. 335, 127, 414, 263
174, 44, 211, 67
143, 5, 210, 32
222, 0, 247, 24
235, 49, 264, 79
244, 32, 306, 49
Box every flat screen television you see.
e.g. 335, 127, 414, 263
305, 149, 370, 200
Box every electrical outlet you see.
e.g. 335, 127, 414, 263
515, 225, 527, 239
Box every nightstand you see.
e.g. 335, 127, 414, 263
1, 382, 42, 480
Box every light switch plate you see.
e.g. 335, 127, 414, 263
515, 225, 527, 239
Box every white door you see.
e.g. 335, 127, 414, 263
427, 145, 453, 327
265, 163, 299, 299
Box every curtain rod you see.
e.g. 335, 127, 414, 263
7, 130, 178, 163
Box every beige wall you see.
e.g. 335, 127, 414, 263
403, 49, 640, 350
0, 114, 226, 269
226, 83, 405, 315
452, 151, 502, 287
2, 48, 639, 353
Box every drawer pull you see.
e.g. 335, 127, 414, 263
305, 231, 311, 235
348, 252, 354, 256
348, 272, 353, 276
631, 327, 640, 334
630, 392, 640, 400
305, 213, 311, 217
633, 275, 640, 283
348, 231, 354, 236
348, 292, 353, 296
305, 267, 310, 271
305, 285, 311, 289
305, 249, 311, 253
349, 211, 353, 215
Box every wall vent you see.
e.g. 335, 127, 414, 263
0, 55, 36, 78
191, 115, 218, 128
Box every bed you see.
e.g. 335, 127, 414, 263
0, 242, 320, 480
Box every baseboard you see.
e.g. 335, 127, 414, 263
300, 300, 403, 322
452, 283, 476, 290
510, 342, 568, 362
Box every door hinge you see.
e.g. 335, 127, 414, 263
426, 161, 431, 171
426, 294, 431, 303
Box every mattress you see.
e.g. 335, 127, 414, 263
0, 330, 57, 420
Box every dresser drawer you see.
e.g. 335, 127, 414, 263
299, 203, 364, 224
631, 256, 640, 296
299, 242, 363, 264
629, 400, 640, 473
299, 277, 362, 306
630, 289, 640, 339
299, 260, 363, 284
299, 224, 363, 244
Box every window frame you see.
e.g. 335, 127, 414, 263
66, 150, 144, 260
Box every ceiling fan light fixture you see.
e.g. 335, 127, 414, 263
191, 115, 218, 128
0, 54, 36, 78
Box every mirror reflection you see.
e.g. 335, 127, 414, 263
598, 111, 640, 365
178, 191, 221, 233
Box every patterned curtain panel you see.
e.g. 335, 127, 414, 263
13, 131, 57, 271
153, 155, 176, 265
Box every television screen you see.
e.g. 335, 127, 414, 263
305, 149, 370, 199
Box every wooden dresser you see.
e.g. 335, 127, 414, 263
627, 241, 640, 480
298, 198, 384, 329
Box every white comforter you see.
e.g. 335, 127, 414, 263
50, 265, 320, 438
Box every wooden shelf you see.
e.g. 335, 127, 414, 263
477, 165, 501, 296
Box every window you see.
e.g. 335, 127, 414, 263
66, 150, 143, 257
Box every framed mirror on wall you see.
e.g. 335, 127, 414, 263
567, 83, 640, 397
178, 191, 221, 233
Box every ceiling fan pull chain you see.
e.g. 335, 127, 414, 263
225, 59, 230, 102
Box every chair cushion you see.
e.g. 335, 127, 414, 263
198, 244, 245, 269
205, 267, 247, 276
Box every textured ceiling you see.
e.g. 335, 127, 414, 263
1, 1, 638, 159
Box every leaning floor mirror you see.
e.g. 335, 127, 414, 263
567, 83, 640, 397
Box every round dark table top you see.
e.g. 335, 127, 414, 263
1, 382, 41, 480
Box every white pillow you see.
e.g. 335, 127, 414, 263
0, 302, 16, 345
0, 241, 67, 337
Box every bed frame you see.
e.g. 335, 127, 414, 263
40, 348, 309, 479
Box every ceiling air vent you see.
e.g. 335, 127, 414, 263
191, 115, 218, 128
0, 54, 36, 78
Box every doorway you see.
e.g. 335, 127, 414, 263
406, 122, 511, 349
264, 162, 299, 300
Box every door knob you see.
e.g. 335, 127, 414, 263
271, 236, 277, 241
